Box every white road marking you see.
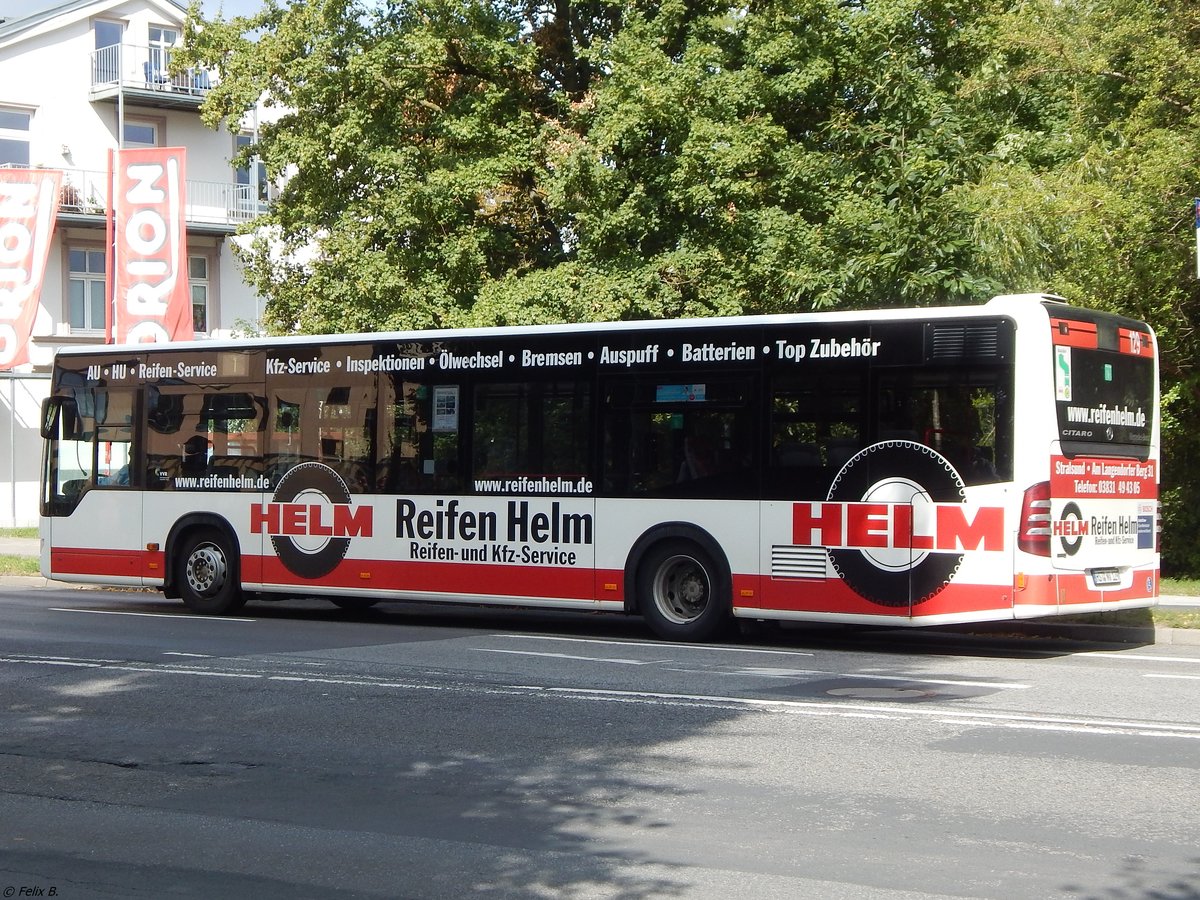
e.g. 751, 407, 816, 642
115, 667, 261, 679
1145, 673, 1200, 681
0, 656, 102, 668
1086, 652, 1200, 664
495, 634, 815, 656
163, 652, 213, 658
539, 686, 1200, 737
476, 648, 666, 666
51, 608, 254, 623
487, 639, 1026, 689
933, 718, 1197, 738
2, 653, 1196, 740
733, 667, 1030, 689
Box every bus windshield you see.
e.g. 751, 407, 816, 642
1055, 346, 1155, 459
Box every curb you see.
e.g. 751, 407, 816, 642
0, 575, 62, 588
1151, 627, 1200, 645
937, 620, 1200, 646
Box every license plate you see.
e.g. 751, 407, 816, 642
1092, 568, 1121, 586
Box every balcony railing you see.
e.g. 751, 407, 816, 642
90, 44, 216, 99
0, 165, 265, 227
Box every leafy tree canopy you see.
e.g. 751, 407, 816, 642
182, 0, 1011, 331
181, 0, 1200, 572
962, 0, 1200, 572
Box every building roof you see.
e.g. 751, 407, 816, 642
0, 0, 188, 41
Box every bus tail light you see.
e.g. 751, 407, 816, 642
1018, 481, 1052, 557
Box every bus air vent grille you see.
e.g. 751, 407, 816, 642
928, 324, 1001, 359
771, 545, 830, 580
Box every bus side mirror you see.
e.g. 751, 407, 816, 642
40, 397, 81, 440
39, 397, 59, 440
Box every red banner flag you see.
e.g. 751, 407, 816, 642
112, 147, 192, 343
0, 169, 62, 369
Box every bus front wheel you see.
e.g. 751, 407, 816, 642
637, 540, 730, 642
177, 528, 246, 615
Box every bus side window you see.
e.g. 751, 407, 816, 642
471, 381, 591, 483
874, 371, 1011, 485
268, 385, 374, 492
53, 388, 97, 500
766, 375, 864, 499
602, 379, 754, 499
377, 377, 462, 494
47, 386, 134, 493
318, 385, 375, 492
147, 390, 265, 490
95, 389, 135, 488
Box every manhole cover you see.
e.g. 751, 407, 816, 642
826, 687, 934, 700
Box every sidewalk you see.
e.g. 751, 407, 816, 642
0, 536, 37, 556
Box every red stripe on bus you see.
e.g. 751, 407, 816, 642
51, 547, 161, 578
1015, 571, 1157, 606
596, 569, 625, 602
759, 578, 1014, 617
1056, 571, 1158, 604
1118, 328, 1154, 357
1050, 318, 1099, 348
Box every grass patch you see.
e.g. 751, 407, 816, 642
1162, 578, 1200, 597
0, 527, 36, 539
1055, 608, 1154, 627
1053, 606, 1200, 629
1151, 608, 1200, 629
0, 555, 39, 576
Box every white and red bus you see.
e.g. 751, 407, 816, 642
39, 294, 1159, 640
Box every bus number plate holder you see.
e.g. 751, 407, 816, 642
1092, 568, 1121, 586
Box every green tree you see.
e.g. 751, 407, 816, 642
964, 0, 1200, 573
183, 0, 1200, 573
182, 0, 1010, 331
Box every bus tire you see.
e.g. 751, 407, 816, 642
637, 540, 730, 642
177, 527, 246, 615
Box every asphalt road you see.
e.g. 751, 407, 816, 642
1, 587, 1198, 899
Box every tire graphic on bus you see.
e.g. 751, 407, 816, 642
269, 463, 354, 579
826, 440, 966, 607
1058, 501, 1084, 557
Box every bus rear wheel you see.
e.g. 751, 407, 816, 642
177, 528, 246, 615
637, 540, 730, 642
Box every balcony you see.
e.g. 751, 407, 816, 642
0, 166, 266, 231
89, 44, 217, 111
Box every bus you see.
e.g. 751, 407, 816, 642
38, 293, 1160, 641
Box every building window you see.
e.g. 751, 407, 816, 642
69, 249, 107, 332
189, 256, 208, 334
123, 119, 159, 148
95, 20, 122, 50
93, 20, 122, 84
148, 26, 178, 80
0, 107, 31, 166
235, 133, 269, 209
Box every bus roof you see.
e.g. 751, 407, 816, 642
53, 293, 1083, 358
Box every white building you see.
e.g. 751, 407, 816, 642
0, 0, 268, 526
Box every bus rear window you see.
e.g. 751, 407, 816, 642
1055, 346, 1154, 458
